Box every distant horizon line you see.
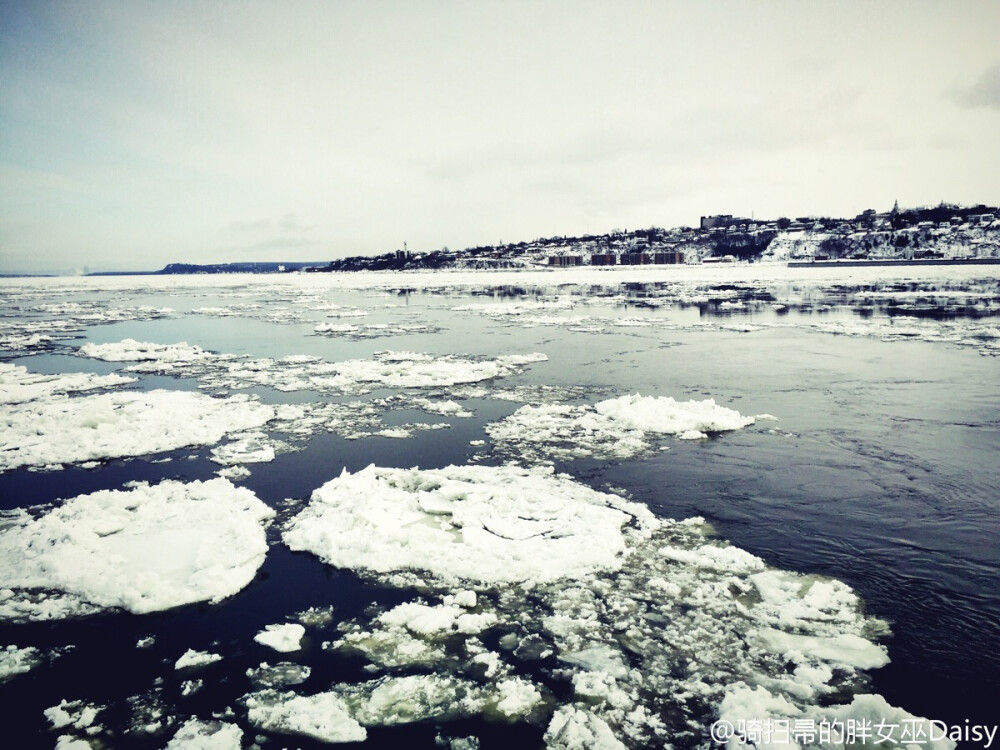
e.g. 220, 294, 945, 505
3, 198, 998, 277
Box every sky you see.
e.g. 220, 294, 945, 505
1, 0, 998, 274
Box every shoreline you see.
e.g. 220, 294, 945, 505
787, 257, 1000, 268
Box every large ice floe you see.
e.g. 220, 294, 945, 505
164, 718, 243, 749
487, 393, 761, 463
274, 463, 949, 749
283, 464, 655, 586
77, 339, 224, 372
245, 689, 368, 743
0, 478, 273, 621
0, 362, 136, 404
1, 388, 274, 472
77, 339, 548, 395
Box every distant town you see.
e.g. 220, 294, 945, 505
81, 201, 1000, 276
313, 200, 1000, 273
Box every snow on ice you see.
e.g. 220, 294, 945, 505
0, 362, 135, 404
245, 671, 546, 743
77, 339, 548, 395
245, 690, 367, 744
487, 393, 759, 462
0, 478, 273, 621
0, 297, 173, 356
164, 718, 243, 749
77, 339, 218, 368
1, 389, 274, 471
0, 644, 42, 682
174, 649, 223, 671
313, 321, 435, 338
276, 463, 931, 748
283, 464, 656, 586
254, 623, 306, 653
44, 698, 103, 731
246, 662, 312, 689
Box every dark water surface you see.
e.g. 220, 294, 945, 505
1, 270, 997, 748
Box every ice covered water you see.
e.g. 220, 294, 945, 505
0, 266, 997, 748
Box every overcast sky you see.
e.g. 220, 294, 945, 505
1, 0, 998, 273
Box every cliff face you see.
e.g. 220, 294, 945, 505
761, 224, 1000, 263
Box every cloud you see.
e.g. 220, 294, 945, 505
228, 213, 312, 234
243, 236, 316, 253
951, 62, 1000, 109
219, 213, 321, 259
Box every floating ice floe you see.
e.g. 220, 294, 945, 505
717, 688, 955, 750
313, 322, 435, 338
0, 478, 273, 621
544, 706, 626, 750
283, 464, 656, 586
245, 671, 546, 743
254, 623, 305, 653
0, 644, 42, 682
33, 301, 174, 322
267, 399, 459, 443
275, 463, 936, 747
44, 698, 103, 732
180, 680, 202, 697
331, 595, 499, 670
0, 299, 173, 356
0, 362, 135, 404
409, 397, 474, 418
245, 690, 367, 743
209, 432, 277, 466
246, 661, 312, 689
295, 605, 336, 627
77, 339, 548, 395
164, 718, 243, 750
188, 301, 305, 325
0, 330, 55, 355
77, 339, 221, 372
294, 351, 548, 392
174, 650, 223, 671
487, 393, 759, 462
126, 688, 174, 736
1, 389, 274, 471
450, 298, 577, 316
322, 307, 368, 318
787, 318, 1000, 355
54, 737, 94, 750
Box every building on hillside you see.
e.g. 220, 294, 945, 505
700, 214, 733, 230
619, 253, 651, 265
590, 254, 617, 266
548, 255, 583, 267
